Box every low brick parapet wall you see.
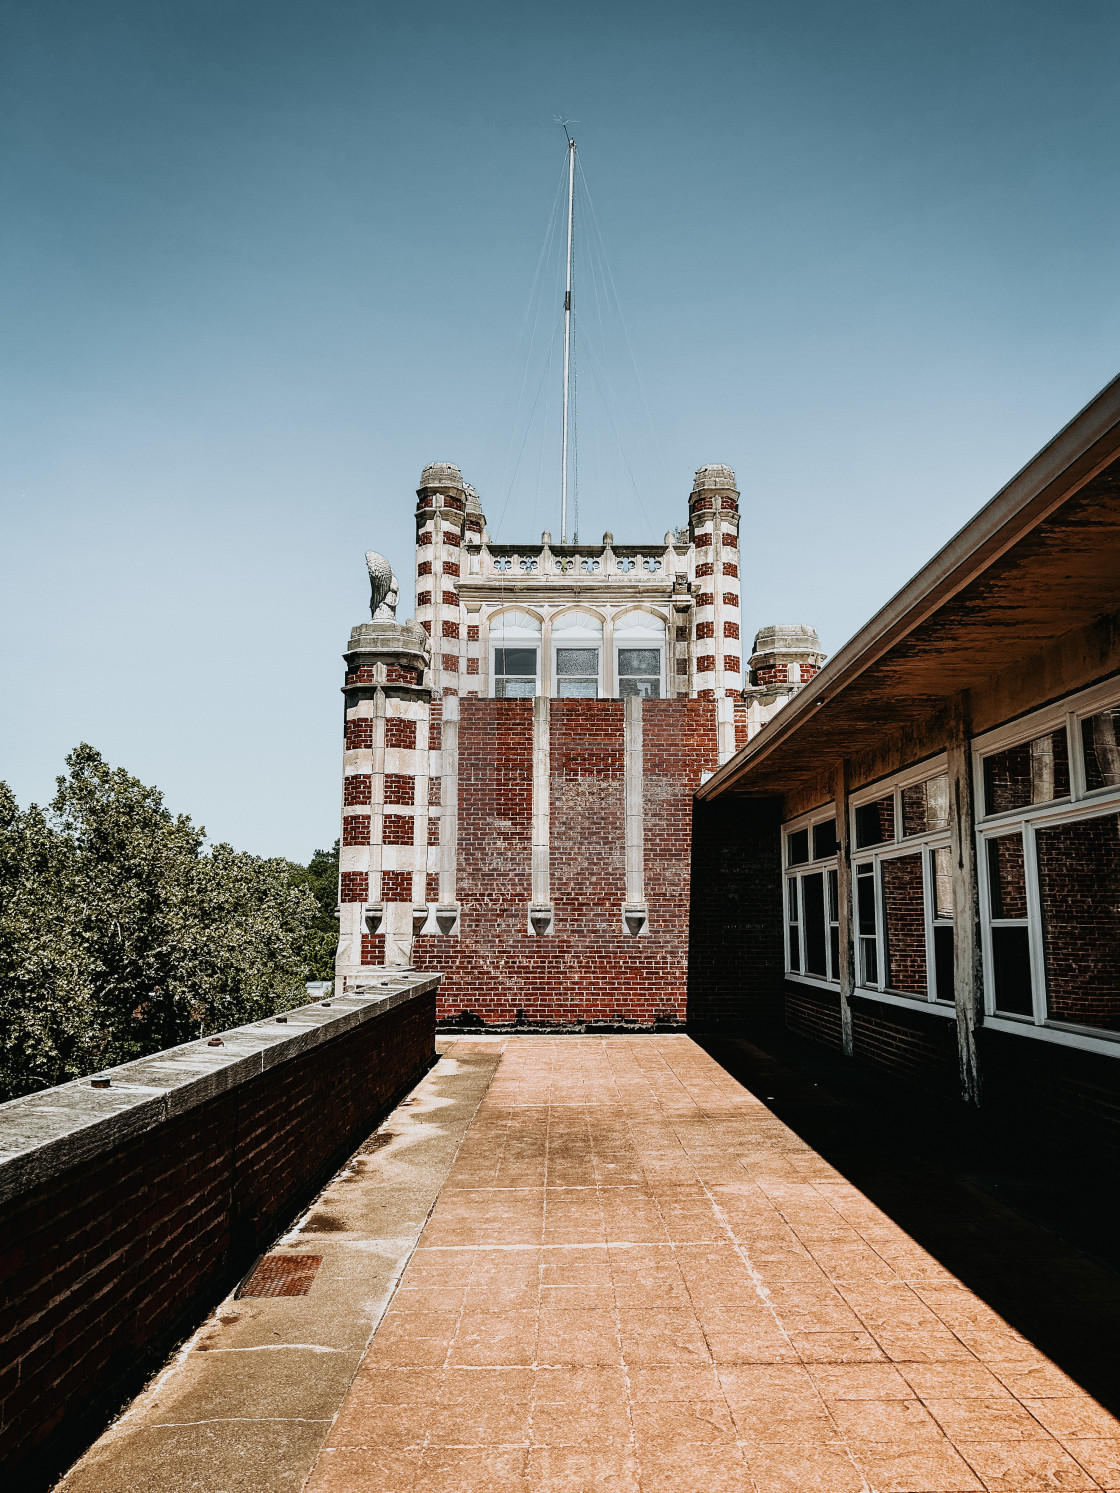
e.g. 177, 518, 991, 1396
0, 975, 439, 1489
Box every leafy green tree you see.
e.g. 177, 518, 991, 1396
288, 842, 340, 981
0, 745, 322, 1101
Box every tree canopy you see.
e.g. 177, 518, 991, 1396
0, 745, 338, 1102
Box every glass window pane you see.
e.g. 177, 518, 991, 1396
788, 924, 800, 972
619, 678, 660, 699
803, 872, 827, 977
1083, 708, 1120, 791
926, 774, 950, 830
827, 868, 839, 923
932, 846, 954, 921
984, 730, 1070, 815
987, 834, 1027, 920
495, 647, 536, 677
901, 782, 926, 837
860, 935, 878, 985
556, 648, 598, 676
855, 795, 895, 848
933, 924, 954, 1003
881, 853, 927, 996
787, 829, 810, 866
619, 648, 660, 676
829, 926, 840, 981
813, 820, 838, 859
991, 926, 1033, 1015
856, 864, 876, 936
1036, 812, 1120, 1032
496, 677, 535, 699
787, 879, 798, 921
901, 774, 950, 837
556, 678, 598, 698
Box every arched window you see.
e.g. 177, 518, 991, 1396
490, 610, 541, 698
552, 610, 603, 698
614, 611, 667, 699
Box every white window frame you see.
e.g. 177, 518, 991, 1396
490, 642, 541, 699
552, 642, 603, 699
615, 643, 665, 700
973, 675, 1120, 1057
782, 805, 841, 991
848, 756, 956, 1016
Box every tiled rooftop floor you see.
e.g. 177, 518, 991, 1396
307, 1036, 1120, 1493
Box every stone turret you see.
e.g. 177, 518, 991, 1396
688, 465, 742, 699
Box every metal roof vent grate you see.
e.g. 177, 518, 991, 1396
238, 1254, 323, 1298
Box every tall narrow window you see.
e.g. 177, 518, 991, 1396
827, 868, 840, 980
856, 863, 878, 984
787, 878, 800, 973
802, 872, 827, 978
1082, 708, 1120, 792
987, 833, 1032, 1015
494, 647, 537, 699
881, 853, 927, 996
1036, 812, 1120, 1033
931, 845, 954, 1004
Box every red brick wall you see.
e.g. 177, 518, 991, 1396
413, 698, 717, 1027
342, 814, 371, 847
382, 813, 415, 846
384, 773, 415, 806
381, 870, 412, 902
385, 719, 417, 751
340, 871, 368, 902
0, 992, 436, 1490
345, 718, 373, 750
882, 852, 927, 995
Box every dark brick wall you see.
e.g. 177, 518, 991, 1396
0, 990, 436, 1490
784, 981, 843, 1048
980, 1025, 1120, 1166
850, 995, 959, 1096
687, 798, 783, 1031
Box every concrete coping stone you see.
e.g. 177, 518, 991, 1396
0, 975, 439, 1209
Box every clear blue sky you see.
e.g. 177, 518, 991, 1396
2, 0, 1119, 859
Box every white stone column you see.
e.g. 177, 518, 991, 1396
622, 696, 649, 935
438, 695, 459, 928
528, 694, 553, 934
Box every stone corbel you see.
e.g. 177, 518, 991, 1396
528, 904, 554, 936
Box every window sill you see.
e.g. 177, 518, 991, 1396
851, 987, 957, 1018
982, 1014, 1120, 1059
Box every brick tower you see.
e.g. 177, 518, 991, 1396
688, 464, 742, 699
334, 460, 824, 1016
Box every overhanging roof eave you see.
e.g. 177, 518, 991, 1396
697, 371, 1120, 802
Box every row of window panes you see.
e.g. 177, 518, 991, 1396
494, 647, 662, 699
982, 708, 1120, 816
786, 707, 1120, 867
